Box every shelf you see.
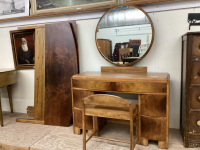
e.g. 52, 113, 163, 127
0, 5, 114, 22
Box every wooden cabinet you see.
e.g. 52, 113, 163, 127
123, 0, 172, 5
180, 32, 200, 147
97, 39, 111, 58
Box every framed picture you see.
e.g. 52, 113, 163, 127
30, 0, 119, 15
10, 29, 35, 70
0, 0, 29, 20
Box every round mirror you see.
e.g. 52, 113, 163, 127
95, 4, 154, 66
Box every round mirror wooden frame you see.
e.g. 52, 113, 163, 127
95, 4, 154, 66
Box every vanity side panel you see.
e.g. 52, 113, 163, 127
141, 116, 166, 141
140, 95, 166, 117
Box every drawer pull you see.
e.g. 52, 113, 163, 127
197, 121, 200, 126
197, 96, 200, 101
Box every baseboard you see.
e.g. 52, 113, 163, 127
1, 98, 33, 113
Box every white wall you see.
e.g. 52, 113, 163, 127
0, 1, 200, 129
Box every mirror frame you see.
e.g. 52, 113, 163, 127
95, 4, 154, 66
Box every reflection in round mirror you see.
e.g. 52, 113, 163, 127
96, 5, 154, 66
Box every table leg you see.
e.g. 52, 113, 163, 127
141, 138, 148, 146
158, 141, 167, 149
7, 85, 13, 113
74, 127, 81, 135
0, 93, 3, 127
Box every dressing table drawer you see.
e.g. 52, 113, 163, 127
192, 36, 200, 56
140, 95, 166, 117
73, 89, 94, 109
190, 86, 200, 109
189, 111, 200, 134
72, 79, 167, 93
191, 62, 200, 84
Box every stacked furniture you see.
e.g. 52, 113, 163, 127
14, 21, 79, 126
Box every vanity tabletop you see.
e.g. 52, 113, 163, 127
72, 71, 170, 81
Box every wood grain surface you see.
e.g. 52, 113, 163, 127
141, 116, 166, 141
44, 21, 78, 126
34, 27, 45, 121
101, 66, 147, 73
82, 94, 138, 150
140, 95, 166, 117
0, 70, 17, 88
73, 79, 167, 93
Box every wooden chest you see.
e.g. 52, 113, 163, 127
181, 32, 200, 147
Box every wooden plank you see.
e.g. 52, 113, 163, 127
16, 119, 44, 124
34, 27, 45, 121
0, 143, 28, 150
101, 67, 147, 73
18, 25, 45, 30
27, 106, 34, 116
44, 22, 78, 126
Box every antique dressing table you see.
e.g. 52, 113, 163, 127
71, 67, 170, 149
71, 4, 170, 149
0, 69, 17, 126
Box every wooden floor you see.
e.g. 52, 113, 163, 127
0, 112, 198, 150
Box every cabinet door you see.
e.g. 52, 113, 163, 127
123, 0, 172, 5
141, 116, 166, 141
189, 112, 200, 134
190, 86, 200, 109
